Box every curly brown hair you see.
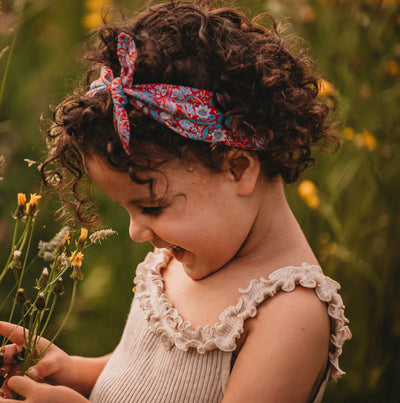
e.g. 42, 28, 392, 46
41, 0, 338, 225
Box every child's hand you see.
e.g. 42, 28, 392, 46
0, 375, 88, 402
0, 321, 74, 388
0, 321, 109, 398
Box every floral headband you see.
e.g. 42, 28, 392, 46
86, 33, 265, 154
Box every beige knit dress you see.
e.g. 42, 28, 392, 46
89, 248, 351, 403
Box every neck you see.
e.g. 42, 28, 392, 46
236, 177, 318, 270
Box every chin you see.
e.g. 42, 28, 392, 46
183, 263, 219, 281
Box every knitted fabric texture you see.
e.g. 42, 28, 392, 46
89, 249, 351, 403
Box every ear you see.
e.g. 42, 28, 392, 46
226, 151, 261, 196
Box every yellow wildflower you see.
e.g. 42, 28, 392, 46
77, 228, 89, 249
354, 131, 377, 151
361, 131, 377, 151
25, 193, 42, 215
70, 252, 84, 281
298, 180, 317, 198
342, 127, 355, 141
385, 60, 399, 78
63, 233, 70, 246
17, 193, 27, 207
298, 180, 320, 210
14, 193, 27, 219
82, 13, 104, 30
71, 252, 84, 269
29, 193, 41, 205
82, 0, 112, 30
317, 79, 336, 97
304, 194, 320, 210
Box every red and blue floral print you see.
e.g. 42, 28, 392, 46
86, 33, 265, 154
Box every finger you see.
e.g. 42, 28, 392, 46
0, 322, 27, 346
0, 322, 51, 353
7, 375, 38, 399
27, 345, 62, 382
28, 364, 47, 382
0, 343, 20, 366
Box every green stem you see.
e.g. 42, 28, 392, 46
18, 225, 37, 290
44, 252, 60, 305
39, 280, 78, 359
8, 217, 36, 324
0, 0, 25, 106
26, 308, 36, 352
39, 295, 57, 339
0, 221, 20, 284
20, 304, 28, 346
22, 308, 43, 374
12, 219, 19, 246
41, 262, 70, 294
17, 215, 33, 253
7, 270, 20, 323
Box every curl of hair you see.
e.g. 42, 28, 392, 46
41, 0, 339, 225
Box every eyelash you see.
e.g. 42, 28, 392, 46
141, 206, 164, 216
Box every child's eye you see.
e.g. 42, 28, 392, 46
141, 206, 164, 216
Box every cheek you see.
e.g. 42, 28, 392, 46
128, 219, 135, 241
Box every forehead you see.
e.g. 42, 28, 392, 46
83, 154, 218, 204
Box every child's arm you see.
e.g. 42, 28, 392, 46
222, 287, 330, 403
0, 321, 109, 399
28, 353, 110, 397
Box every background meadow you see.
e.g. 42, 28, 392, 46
0, 0, 399, 401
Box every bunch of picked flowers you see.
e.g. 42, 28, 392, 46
0, 192, 116, 398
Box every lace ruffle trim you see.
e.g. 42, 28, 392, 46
134, 249, 351, 382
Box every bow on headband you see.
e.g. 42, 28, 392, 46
86, 33, 265, 154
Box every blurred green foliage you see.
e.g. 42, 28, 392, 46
0, 0, 399, 401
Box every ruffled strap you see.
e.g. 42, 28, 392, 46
134, 249, 351, 382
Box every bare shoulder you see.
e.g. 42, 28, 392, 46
252, 285, 330, 334
223, 286, 330, 403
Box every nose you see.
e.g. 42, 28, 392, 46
129, 216, 153, 243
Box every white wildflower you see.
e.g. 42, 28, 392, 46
89, 229, 118, 244
57, 252, 70, 272
24, 158, 38, 167
38, 226, 70, 259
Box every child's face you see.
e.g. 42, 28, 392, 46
84, 154, 258, 280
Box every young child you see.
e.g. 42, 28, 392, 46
0, 1, 351, 402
